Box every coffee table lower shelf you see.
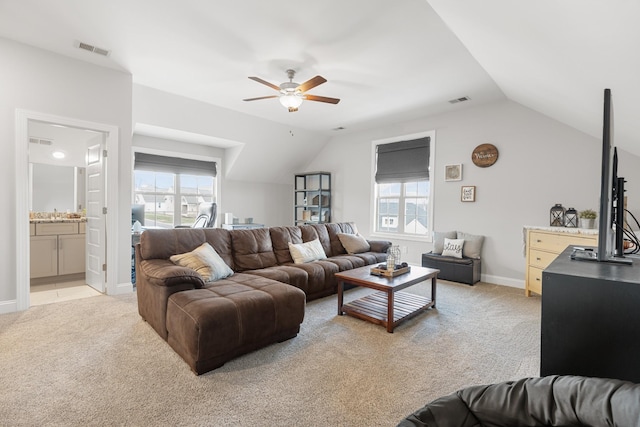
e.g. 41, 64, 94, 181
341, 291, 434, 330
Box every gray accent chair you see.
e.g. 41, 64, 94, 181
398, 375, 640, 427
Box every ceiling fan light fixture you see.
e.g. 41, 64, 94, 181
245, 69, 339, 111
279, 92, 304, 111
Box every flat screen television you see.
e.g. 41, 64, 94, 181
594, 89, 631, 264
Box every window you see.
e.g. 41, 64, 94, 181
134, 153, 217, 228
373, 132, 434, 238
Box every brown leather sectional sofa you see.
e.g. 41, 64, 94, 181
135, 222, 391, 374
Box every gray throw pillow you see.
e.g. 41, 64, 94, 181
457, 232, 484, 259
433, 231, 457, 254
337, 233, 371, 254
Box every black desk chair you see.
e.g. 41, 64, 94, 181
177, 202, 217, 228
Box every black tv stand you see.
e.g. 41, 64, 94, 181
570, 247, 633, 265
542, 246, 640, 382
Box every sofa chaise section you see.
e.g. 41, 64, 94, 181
166, 273, 305, 375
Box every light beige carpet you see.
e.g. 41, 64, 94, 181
0, 280, 540, 426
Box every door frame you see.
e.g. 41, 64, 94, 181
15, 109, 120, 310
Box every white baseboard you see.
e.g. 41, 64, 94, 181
111, 282, 134, 295
481, 274, 525, 289
0, 299, 18, 314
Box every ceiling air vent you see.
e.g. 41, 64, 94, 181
29, 137, 53, 145
449, 96, 471, 104
77, 41, 111, 57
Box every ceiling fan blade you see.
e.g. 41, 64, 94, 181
304, 94, 340, 104
243, 95, 278, 101
297, 75, 327, 93
248, 76, 281, 91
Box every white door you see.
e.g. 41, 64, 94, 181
85, 140, 106, 292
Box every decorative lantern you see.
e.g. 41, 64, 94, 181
386, 245, 401, 271
565, 207, 578, 228
550, 204, 565, 227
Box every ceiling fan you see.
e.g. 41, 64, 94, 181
243, 69, 340, 112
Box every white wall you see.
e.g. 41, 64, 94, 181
305, 100, 640, 287
0, 38, 132, 307
222, 180, 292, 227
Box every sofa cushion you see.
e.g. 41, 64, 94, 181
442, 238, 464, 258
169, 242, 234, 282
288, 239, 327, 264
303, 224, 332, 257
433, 231, 457, 254
337, 233, 371, 254
423, 253, 474, 265
457, 231, 484, 259
285, 260, 340, 299
326, 254, 367, 271
269, 226, 303, 264
231, 228, 278, 271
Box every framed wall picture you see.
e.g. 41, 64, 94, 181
461, 186, 476, 202
445, 164, 462, 181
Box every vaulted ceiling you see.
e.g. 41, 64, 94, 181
1, 0, 638, 155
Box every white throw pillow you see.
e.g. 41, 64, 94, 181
433, 231, 457, 254
337, 233, 371, 254
442, 238, 464, 258
288, 239, 327, 264
170, 242, 234, 282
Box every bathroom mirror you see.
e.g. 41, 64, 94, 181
30, 163, 86, 212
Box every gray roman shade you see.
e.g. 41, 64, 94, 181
134, 153, 217, 177
375, 137, 430, 183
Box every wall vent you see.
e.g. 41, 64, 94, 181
76, 41, 111, 57
29, 137, 53, 145
449, 96, 471, 104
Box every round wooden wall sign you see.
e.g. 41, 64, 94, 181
471, 143, 499, 167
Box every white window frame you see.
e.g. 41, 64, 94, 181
370, 130, 436, 242
132, 147, 221, 227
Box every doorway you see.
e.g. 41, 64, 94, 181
15, 110, 121, 311
28, 122, 104, 304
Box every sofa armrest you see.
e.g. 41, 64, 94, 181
368, 239, 392, 253
135, 253, 207, 339
138, 259, 205, 289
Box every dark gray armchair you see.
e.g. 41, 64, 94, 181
398, 375, 640, 427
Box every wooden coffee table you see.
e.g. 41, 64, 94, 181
336, 265, 439, 333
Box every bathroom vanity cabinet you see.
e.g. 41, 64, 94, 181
30, 221, 86, 279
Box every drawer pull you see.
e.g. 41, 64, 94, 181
536, 239, 542, 243
536, 257, 541, 261
536, 278, 541, 281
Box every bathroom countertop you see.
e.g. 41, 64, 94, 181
30, 218, 87, 224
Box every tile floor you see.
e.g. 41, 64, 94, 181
30, 280, 102, 306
